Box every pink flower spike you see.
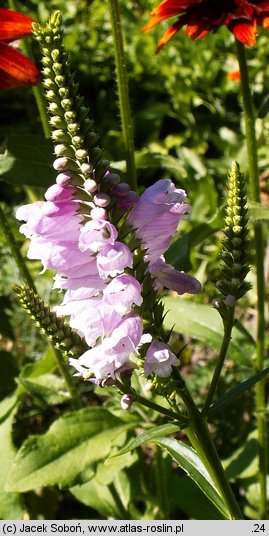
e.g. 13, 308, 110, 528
44, 184, 75, 202
116, 191, 139, 210
56, 172, 73, 187
71, 313, 143, 380
112, 183, 131, 197
84, 179, 98, 193
53, 157, 68, 171
94, 193, 111, 208
149, 257, 201, 294
103, 274, 142, 313
97, 242, 133, 279
79, 220, 118, 253
128, 179, 187, 227
144, 340, 180, 378
90, 207, 107, 220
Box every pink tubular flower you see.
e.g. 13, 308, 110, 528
144, 340, 180, 378
96, 242, 133, 279
70, 313, 143, 380
149, 257, 201, 294
127, 179, 190, 262
103, 274, 143, 313
78, 220, 118, 253
127, 179, 201, 296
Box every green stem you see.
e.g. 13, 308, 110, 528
8, 0, 51, 138
109, 482, 130, 519
107, 0, 137, 189
154, 446, 169, 519
116, 380, 188, 424
175, 371, 243, 520
236, 39, 267, 519
0, 204, 37, 292
203, 306, 235, 415
53, 348, 81, 409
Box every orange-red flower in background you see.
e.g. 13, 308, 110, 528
0, 7, 39, 89
227, 69, 241, 81
144, 0, 269, 52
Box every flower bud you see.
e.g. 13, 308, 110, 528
90, 207, 107, 220
56, 172, 73, 186
94, 193, 111, 208
81, 163, 92, 174
84, 179, 97, 193
53, 157, 68, 171
120, 394, 133, 410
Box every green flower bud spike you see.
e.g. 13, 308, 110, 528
32, 12, 109, 187
216, 161, 251, 301
13, 284, 87, 358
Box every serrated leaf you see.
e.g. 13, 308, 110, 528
6, 407, 139, 492
162, 298, 255, 364
208, 367, 269, 418
111, 423, 181, 458
0, 135, 56, 187
152, 437, 230, 519
0, 394, 24, 519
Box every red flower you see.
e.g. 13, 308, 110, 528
144, 0, 269, 51
0, 8, 39, 89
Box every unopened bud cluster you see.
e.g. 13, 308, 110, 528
33, 12, 110, 189
13, 284, 87, 358
216, 161, 251, 300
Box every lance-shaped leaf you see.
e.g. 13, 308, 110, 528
208, 367, 269, 418
6, 407, 139, 492
110, 423, 181, 458
151, 438, 230, 519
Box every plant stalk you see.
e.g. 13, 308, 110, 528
116, 379, 188, 424
107, 0, 137, 189
175, 371, 243, 519
236, 39, 267, 519
203, 306, 235, 415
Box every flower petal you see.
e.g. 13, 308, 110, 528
0, 42, 39, 89
0, 8, 34, 42
230, 21, 257, 46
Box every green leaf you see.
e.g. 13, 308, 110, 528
152, 437, 230, 519
169, 475, 223, 520
162, 298, 255, 364
6, 407, 139, 492
17, 350, 69, 405
0, 394, 24, 519
71, 470, 132, 519
111, 423, 181, 458
223, 431, 259, 480
18, 374, 71, 406
208, 367, 269, 418
0, 135, 56, 187
248, 201, 269, 223
113, 150, 186, 176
